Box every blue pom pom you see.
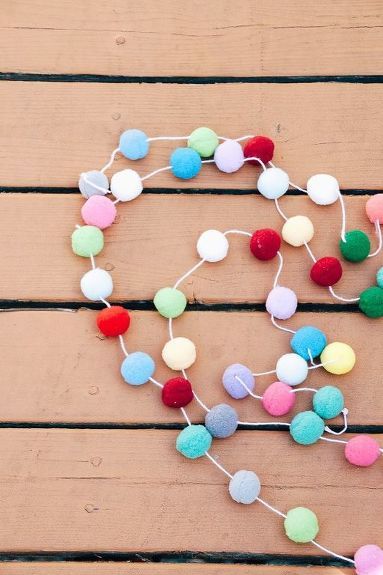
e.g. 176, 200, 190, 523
290, 411, 325, 445
313, 386, 344, 419
119, 129, 149, 160
176, 425, 212, 459
290, 326, 327, 360
170, 147, 202, 179
205, 404, 238, 438
120, 351, 155, 385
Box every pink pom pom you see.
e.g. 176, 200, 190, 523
355, 544, 383, 575
81, 195, 117, 230
266, 286, 298, 320
366, 194, 383, 224
262, 381, 296, 416
345, 435, 381, 467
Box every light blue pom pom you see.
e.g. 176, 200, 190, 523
377, 266, 383, 288
176, 425, 212, 459
119, 129, 149, 160
170, 147, 202, 179
290, 326, 327, 360
290, 411, 325, 445
205, 404, 238, 438
120, 351, 155, 385
313, 386, 344, 420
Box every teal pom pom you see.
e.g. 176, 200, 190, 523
313, 386, 344, 420
290, 326, 327, 360
377, 267, 383, 288
290, 411, 325, 445
119, 129, 149, 160
176, 425, 212, 459
170, 148, 202, 179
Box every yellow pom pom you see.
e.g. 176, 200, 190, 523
282, 215, 314, 247
320, 342, 356, 375
162, 337, 196, 370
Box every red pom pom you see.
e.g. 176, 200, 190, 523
161, 377, 193, 408
97, 306, 131, 337
310, 257, 343, 286
244, 136, 274, 165
250, 228, 281, 260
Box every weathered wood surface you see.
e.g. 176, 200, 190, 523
1, 0, 382, 76
0, 83, 383, 188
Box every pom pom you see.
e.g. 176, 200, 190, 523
170, 147, 202, 179
313, 386, 344, 419
176, 424, 212, 459
339, 230, 370, 262
222, 364, 255, 399
262, 381, 296, 416
119, 129, 149, 160
79, 170, 108, 198
80, 268, 113, 301
310, 256, 343, 286
377, 267, 383, 288
205, 404, 238, 438
320, 342, 355, 375
72, 226, 104, 257
81, 195, 117, 230
284, 507, 319, 543
188, 127, 219, 158
266, 286, 297, 320
359, 286, 383, 318
345, 435, 381, 467
162, 337, 196, 370
120, 351, 155, 386
111, 169, 143, 202
257, 167, 289, 200
290, 411, 325, 445
306, 174, 339, 205
355, 544, 383, 575
250, 228, 281, 260
162, 377, 193, 408
97, 306, 130, 337
282, 215, 314, 247
243, 136, 274, 165
154, 287, 187, 319
197, 229, 229, 262
214, 139, 244, 173
290, 326, 327, 360
366, 193, 383, 224
229, 470, 261, 504
276, 353, 308, 387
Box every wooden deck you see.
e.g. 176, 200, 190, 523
0, 1, 382, 573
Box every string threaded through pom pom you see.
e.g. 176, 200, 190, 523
222, 364, 255, 399
282, 215, 314, 247
97, 306, 130, 337
276, 353, 308, 386
354, 544, 383, 575
266, 286, 297, 320
188, 127, 219, 158
284, 507, 319, 543
262, 381, 296, 416
111, 169, 143, 202
176, 424, 212, 459
366, 193, 383, 223
162, 337, 196, 370
310, 257, 343, 286
120, 351, 155, 386
119, 129, 149, 160
313, 386, 344, 420
244, 136, 274, 165
197, 229, 229, 262
290, 326, 327, 360
290, 411, 325, 445
154, 287, 187, 318
79, 170, 108, 198
162, 377, 194, 408
306, 174, 339, 205
320, 342, 356, 375
72, 226, 104, 257
250, 229, 281, 260
214, 140, 244, 173
345, 435, 381, 467
170, 147, 202, 179
229, 470, 261, 504
257, 167, 289, 200
205, 404, 238, 438
359, 286, 383, 318
339, 230, 370, 262
80, 268, 113, 301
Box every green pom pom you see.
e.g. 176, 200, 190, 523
153, 287, 187, 318
284, 507, 319, 543
290, 411, 325, 445
339, 230, 370, 262
72, 226, 104, 257
359, 286, 383, 318
188, 127, 219, 158
176, 425, 212, 459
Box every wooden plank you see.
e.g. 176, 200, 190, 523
0, 309, 381, 425
0, 82, 383, 188
0, 194, 380, 304
0, 428, 380, 554
1, 0, 382, 76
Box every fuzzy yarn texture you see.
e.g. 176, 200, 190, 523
97, 306, 130, 337
284, 507, 319, 543
313, 386, 344, 420
188, 127, 219, 158
79, 170, 109, 198
222, 364, 255, 399
170, 147, 202, 179
377, 267, 383, 288
120, 351, 155, 386
197, 229, 229, 262
162, 337, 196, 370
81, 195, 117, 230
282, 215, 314, 247
214, 140, 244, 173
176, 424, 212, 459
250, 228, 281, 261
80, 268, 113, 301
72, 225, 104, 257
110, 169, 143, 202
205, 404, 238, 438
276, 353, 308, 387
154, 287, 187, 319
310, 256, 343, 287
290, 411, 325, 445
306, 174, 339, 205
354, 544, 383, 575
119, 129, 149, 160
345, 435, 381, 467
339, 230, 370, 262
265, 286, 297, 320
257, 167, 289, 200
229, 470, 261, 504
365, 194, 383, 223
320, 342, 356, 375
161, 377, 194, 408
243, 136, 274, 165
290, 326, 327, 360
359, 286, 383, 318
262, 381, 296, 416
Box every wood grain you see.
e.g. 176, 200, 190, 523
1, 82, 383, 188
1, 0, 382, 76
0, 309, 381, 425
0, 428, 380, 554
0, 194, 380, 304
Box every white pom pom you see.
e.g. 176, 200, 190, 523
276, 353, 308, 386
307, 174, 340, 205
197, 230, 229, 262
111, 169, 143, 202
257, 167, 289, 200
80, 268, 113, 301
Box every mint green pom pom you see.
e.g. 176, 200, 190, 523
339, 230, 370, 262
359, 286, 383, 318
284, 507, 319, 543
153, 287, 187, 318
290, 411, 325, 445
188, 127, 219, 158
313, 386, 344, 420
72, 226, 104, 257
377, 267, 383, 288
176, 425, 212, 459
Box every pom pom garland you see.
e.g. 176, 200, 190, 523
119, 129, 149, 160
310, 256, 343, 287
354, 545, 383, 575
81, 195, 117, 230
290, 411, 325, 445
214, 139, 244, 173
205, 404, 238, 438
250, 228, 281, 260
262, 381, 296, 416
340, 230, 371, 262
154, 287, 187, 318
365, 194, 383, 223
72, 225, 104, 257
162, 337, 196, 370
257, 167, 290, 200
244, 135, 274, 165
170, 147, 202, 179
306, 174, 340, 205
97, 306, 130, 337
290, 326, 327, 360
120, 351, 155, 386
162, 377, 194, 408
284, 507, 319, 543
79, 170, 109, 198
111, 169, 143, 202
276, 353, 309, 386
266, 286, 298, 320
176, 424, 212, 459
229, 470, 261, 504
282, 215, 314, 247
80, 268, 113, 301
222, 363, 255, 399
197, 230, 229, 262
188, 127, 219, 158
345, 436, 381, 467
